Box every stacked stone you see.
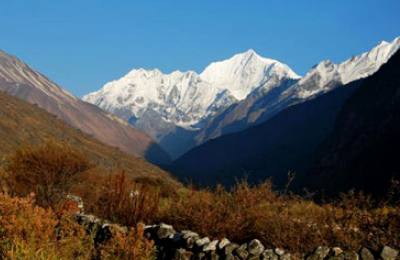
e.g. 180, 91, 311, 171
143, 224, 399, 260
74, 214, 399, 260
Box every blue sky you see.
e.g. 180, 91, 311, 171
0, 1, 399, 97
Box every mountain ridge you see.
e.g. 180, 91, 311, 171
0, 89, 175, 183
83, 49, 301, 158
0, 49, 170, 165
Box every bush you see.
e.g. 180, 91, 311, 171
98, 225, 155, 260
75, 171, 161, 227
0, 192, 156, 259
4, 141, 93, 208
0, 193, 93, 259
156, 180, 400, 253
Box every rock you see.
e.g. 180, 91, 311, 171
218, 238, 231, 250
235, 244, 249, 259
331, 248, 344, 257
223, 243, 239, 256
248, 254, 261, 260
203, 240, 219, 251
307, 246, 331, 260
181, 230, 200, 248
193, 252, 206, 260
262, 249, 279, 260
338, 251, 359, 260
174, 248, 192, 260
248, 239, 265, 256
171, 232, 185, 246
381, 246, 399, 260
157, 223, 176, 239
75, 213, 103, 235
181, 230, 199, 239
280, 253, 291, 260
360, 247, 374, 260
275, 248, 285, 256
224, 254, 237, 260
207, 251, 220, 260
143, 224, 157, 239
195, 237, 211, 248
66, 194, 84, 213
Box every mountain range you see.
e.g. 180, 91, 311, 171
1, 36, 399, 196
0, 50, 170, 165
83, 50, 300, 158
84, 37, 400, 159
171, 46, 400, 196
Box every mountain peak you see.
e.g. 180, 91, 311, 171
338, 36, 400, 84
240, 49, 259, 58
200, 50, 300, 99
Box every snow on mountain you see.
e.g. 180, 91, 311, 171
83, 37, 400, 158
338, 37, 400, 84
293, 36, 400, 99
83, 50, 299, 129
194, 36, 400, 146
84, 69, 236, 129
200, 49, 300, 100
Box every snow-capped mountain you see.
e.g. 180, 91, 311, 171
84, 69, 236, 129
200, 49, 300, 100
195, 36, 400, 145
83, 50, 299, 158
84, 50, 299, 129
292, 36, 400, 100
84, 37, 400, 158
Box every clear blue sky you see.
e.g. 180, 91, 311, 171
1, 0, 399, 97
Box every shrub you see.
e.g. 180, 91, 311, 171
0, 192, 156, 259
0, 193, 93, 259
76, 171, 161, 227
4, 141, 93, 208
156, 180, 400, 253
97, 224, 155, 260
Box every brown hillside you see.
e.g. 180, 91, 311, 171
0, 49, 170, 164
0, 90, 175, 183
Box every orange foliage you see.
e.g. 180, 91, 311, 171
0, 193, 155, 259
4, 141, 93, 208
77, 171, 161, 227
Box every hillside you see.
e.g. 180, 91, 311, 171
0, 50, 170, 164
171, 50, 400, 195
0, 90, 174, 182
170, 82, 359, 187
308, 49, 400, 196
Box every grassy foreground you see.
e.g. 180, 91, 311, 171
1, 142, 399, 259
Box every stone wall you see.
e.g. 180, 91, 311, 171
74, 213, 399, 260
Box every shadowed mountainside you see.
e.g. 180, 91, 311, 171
307, 50, 400, 196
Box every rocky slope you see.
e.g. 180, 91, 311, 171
0, 50, 170, 164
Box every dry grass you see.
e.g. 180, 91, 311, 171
4, 141, 92, 208
76, 171, 162, 226
0, 90, 174, 182
1, 141, 399, 255
0, 193, 155, 260
155, 182, 400, 253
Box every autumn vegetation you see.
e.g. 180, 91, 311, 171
0, 141, 399, 259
